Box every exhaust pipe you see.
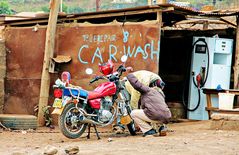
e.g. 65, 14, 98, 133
78, 114, 115, 127
79, 115, 102, 125
77, 107, 116, 127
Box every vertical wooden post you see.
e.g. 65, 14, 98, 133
148, 0, 166, 5
96, 0, 100, 11
38, 0, 60, 126
0, 39, 6, 114
60, 0, 63, 12
157, 11, 162, 74
203, 21, 209, 30
234, 15, 239, 89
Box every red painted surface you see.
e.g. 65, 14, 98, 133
88, 82, 116, 100
88, 98, 101, 109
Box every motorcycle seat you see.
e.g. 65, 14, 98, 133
88, 91, 102, 100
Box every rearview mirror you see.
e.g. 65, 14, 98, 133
86, 68, 93, 75
121, 55, 128, 63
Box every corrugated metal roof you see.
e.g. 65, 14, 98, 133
0, 3, 238, 26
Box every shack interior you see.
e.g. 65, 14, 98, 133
160, 27, 236, 104
159, 10, 237, 117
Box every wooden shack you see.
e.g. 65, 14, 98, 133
0, 4, 239, 123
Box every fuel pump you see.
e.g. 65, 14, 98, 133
186, 37, 233, 120
187, 38, 210, 112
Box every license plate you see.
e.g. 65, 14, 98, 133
53, 98, 62, 108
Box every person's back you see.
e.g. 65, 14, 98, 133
127, 73, 171, 136
125, 70, 162, 109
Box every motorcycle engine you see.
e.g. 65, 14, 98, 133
99, 97, 113, 123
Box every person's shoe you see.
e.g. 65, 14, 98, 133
158, 125, 167, 136
143, 129, 157, 137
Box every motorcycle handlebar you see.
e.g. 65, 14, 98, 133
90, 76, 105, 84
89, 65, 133, 84
117, 65, 126, 77
90, 78, 98, 84
53, 84, 65, 89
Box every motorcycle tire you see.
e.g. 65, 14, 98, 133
58, 103, 87, 139
0, 114, 37, 130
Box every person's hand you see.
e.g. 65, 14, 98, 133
122, 77, 128, 82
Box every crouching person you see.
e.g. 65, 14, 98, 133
127, 73, 171, 137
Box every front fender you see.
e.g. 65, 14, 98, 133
120, 115, 132, 125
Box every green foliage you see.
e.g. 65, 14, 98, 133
68, 6, 85, 14
101, 0, 147, 11
0, 1, 13, 15
41, 5, 50, 13
41, 3, 84, 14
174, 0, 238, 10
42, 106, 52, 127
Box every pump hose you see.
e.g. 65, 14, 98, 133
182, 38, 210, 112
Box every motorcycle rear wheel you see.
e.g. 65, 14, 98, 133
58, 103, 87, 139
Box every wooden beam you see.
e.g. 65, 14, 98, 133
157, 11, 162, 74
220, 17, 237, 27
37, 0, 60, 126
234, 15, 239, 89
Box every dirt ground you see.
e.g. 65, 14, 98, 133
0, 120, 239, 155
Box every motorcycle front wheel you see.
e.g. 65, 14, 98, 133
58, 103, 87, 139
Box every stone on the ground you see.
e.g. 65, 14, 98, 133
43, 145, 58, 155
210, 113, 239, 130
108, 137, 113, 142
65, 146, 79, 155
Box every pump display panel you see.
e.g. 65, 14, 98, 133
195, 44, 207, 54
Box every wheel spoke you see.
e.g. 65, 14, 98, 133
64, 106, 84, 133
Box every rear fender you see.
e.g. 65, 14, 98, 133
52, 108, 63, 115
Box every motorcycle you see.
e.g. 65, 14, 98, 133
52, 55, 136, 139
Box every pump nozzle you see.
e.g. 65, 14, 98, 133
196, 74, 202, 88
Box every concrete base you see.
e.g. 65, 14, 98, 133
210, 113, 239, 130
168, 102, 186, 122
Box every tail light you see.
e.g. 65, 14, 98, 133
54, 89, 63, 98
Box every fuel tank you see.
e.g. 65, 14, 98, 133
88, 82, 116, 100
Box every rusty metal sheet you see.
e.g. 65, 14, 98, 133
4, 79, 41, 114
4, 27, 46, 114
56, 21, 160, 89
4, 21, 160, 114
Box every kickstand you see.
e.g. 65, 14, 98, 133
87, 124, 91, 139
86, 124, 100, 140
93, 124, 101, 140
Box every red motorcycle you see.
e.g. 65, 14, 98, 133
52, 56, 136, 139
